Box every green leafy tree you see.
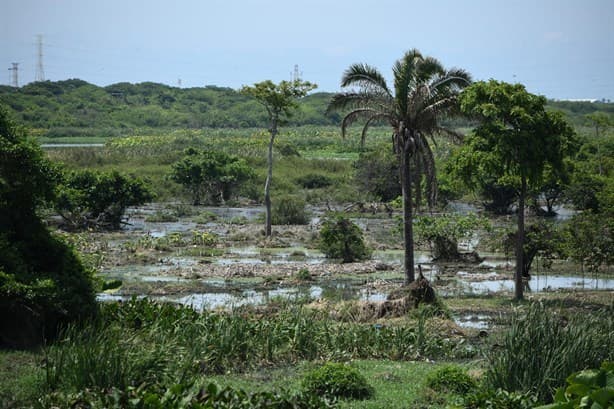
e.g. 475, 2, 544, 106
56, 169, 154, 230
414, 213, 490, 261
241, 79, 317, 236
327, 49, 471, 283
458, 80, 576, 300
0, 106, 96, 348
319, 216, 371, 263
503, 220, 563, 278
170, 148, 253, 205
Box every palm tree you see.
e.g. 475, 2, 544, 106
327, 49, 471, 284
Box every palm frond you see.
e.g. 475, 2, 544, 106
360, 114, 390, 148
393, 50, 422, 115
341, 63, 391, 96
340, 108, 385, 138
327, 91, 392, 114
415, 56, 445, 84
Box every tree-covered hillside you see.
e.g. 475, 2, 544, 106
0, 80, 339, 136
0, 79, 612, 136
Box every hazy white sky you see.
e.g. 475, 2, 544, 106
2, 0, 613, 100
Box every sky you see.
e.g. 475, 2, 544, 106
2, 0, 613, 100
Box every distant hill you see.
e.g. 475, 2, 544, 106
0, 79, 612, 137
0, 79, 340, 137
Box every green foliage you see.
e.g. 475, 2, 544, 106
456, 80, 576, 209
318, 216, 371, 262
170, 148, 254, 205
425, 365, 477, 395
328, 48, 471, 283
0, 106, 97, 348
56, 169, 154, 230
240, 79, 317, 127
502, 220, 564, 277
43, 297, 468, 392
1, 79, 613, 132
535, 362, 614, 409
353, 148, 401, 201
562, 212, 613, 273
272, 195, 308, 225
295, 173, 333, 189
40, 380, 333, 408
414, 213, 490, 260
485, 302, 614, 403
460, 388, 538, 409
302, 362, 374, 401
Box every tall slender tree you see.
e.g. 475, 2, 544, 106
241, 79, 316, 237
458, 80, 576, 300
327, 49, 471, 283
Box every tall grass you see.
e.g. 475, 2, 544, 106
43, 298, 468, 393
485, 301, 614, 403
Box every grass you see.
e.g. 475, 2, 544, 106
207, 360, 459, 409
0, 350, 44, 407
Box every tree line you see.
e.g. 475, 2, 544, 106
0, 79, 612, 135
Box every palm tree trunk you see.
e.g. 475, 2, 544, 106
414, 156, 422, 213
401, 148, 416, 284
264, 121, 277, 237
515, 174, 527, 300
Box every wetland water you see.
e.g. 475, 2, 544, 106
95, 204, 613, 312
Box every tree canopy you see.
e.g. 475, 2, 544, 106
457, 80, 576, 299
0, 106, 97, 348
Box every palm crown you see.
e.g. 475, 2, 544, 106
328, 49, 471, 282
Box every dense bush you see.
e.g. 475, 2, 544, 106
272, 195, 308, 225
414, 213, 489, 261
295, 173, 333, 189
0, 106, 97, 348
318, 216, 371, 262
485, 302, 614, 403
56, 169, 154, 230
170, 148, 254, 205
302, 362, 374, 401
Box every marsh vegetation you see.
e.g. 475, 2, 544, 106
1, 71, 613, 408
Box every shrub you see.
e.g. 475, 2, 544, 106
318, 215, 371, 262
302, 362, 374, 400
56, 169, 154, 230
170, 148, 253, 205
426, 365, 477, 395
295, 173, 333, 189
272, 195, 308, 225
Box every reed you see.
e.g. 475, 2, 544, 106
485, 302, 614, 402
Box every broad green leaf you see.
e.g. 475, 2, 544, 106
590, 388, 614, 407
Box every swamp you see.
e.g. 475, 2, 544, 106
1, 79, 613, 408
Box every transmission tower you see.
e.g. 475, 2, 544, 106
291, 64, 302, 82
35, 34, 45, 82
8, 63, 19, 87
